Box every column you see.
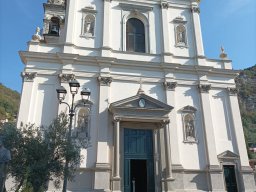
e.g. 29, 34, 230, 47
227, 87, 255, 190
198, 84, 225, 191
163, 81, 183, 168
112, 117, 121, 192
94, 76, 112, 191
161, 120, 175, 192
18, 72, 37, 126
160, 2, 172, 63
63, 0, 77, 53
101, 0, 112, 57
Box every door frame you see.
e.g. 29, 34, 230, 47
120, 123, 161, 192
221, 162, 240, 191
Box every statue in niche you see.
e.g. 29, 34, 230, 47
83, 15, 95, 36
184, 114, 195, 141
0, 139, 11, 192
176, 25, 186, 45
76, 108, 90, 138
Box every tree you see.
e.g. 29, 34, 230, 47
0, 113, 82, 192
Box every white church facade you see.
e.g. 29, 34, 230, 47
17, 0, 256, 191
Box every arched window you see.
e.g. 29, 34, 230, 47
49, 17, 60, 36
126, 18, 145, 53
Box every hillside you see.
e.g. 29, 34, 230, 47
0, 83, 20, 122
236, 65, 256, 159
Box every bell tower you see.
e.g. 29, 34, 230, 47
43, 0, 66, 41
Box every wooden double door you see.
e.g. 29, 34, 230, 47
124, 128, 155, 192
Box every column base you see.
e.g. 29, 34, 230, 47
161, 177, 175, 192
112, 177, 121, 192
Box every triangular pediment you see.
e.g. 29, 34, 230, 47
218, 150, 239, 160
109, 93, 173, 122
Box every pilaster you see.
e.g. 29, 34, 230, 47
63, 0, 77, 53
18, 72, 37, 125
160, 2, 172, 63
94, 75, 112, 191
163, 81, 182, 167
101, 0, 112, 57
198, 84, 225, 191
191, 2, 205, 63
226, 87, 249, 166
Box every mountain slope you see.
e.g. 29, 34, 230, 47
236, 65, 256, 159
0, 83, 20, 122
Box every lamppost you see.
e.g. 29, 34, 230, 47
56, 79, 91, 192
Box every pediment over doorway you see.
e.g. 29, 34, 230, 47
109, 93, 173, 122
218, 150, 239, 160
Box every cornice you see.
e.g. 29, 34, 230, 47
19, 51, 239, 78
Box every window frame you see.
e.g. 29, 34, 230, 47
122, 11, 149, 53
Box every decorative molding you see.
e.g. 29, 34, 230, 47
119, 3, 153, 12
198, 84, 211, 93
163, 82, 177, 91
58, 73, 75, 82
191, 6, 200, 13
218, 150, 239, 161
227, 87, 238, 95
21, 72, 37, 82
98, 76, 112, 86
104, 0, 112, 2
173, 17, 187, 24
161, 2, 169, 9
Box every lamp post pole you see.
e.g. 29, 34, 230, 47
56, 79, 91, 192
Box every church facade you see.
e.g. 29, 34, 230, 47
17, 0, 256, 191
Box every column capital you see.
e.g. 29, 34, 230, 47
160, 119, 170, 128
160, 2, 169, 9
198, 84, 211, 93
113, 116, 121, 123
98, 76, 112, 86
58, 73, 75, 83
191, 6, 200, 14
227, 87, 238, 95
21, 72, 37, 82
163, 81, 177, 91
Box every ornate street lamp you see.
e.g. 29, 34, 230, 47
56, 80, 91, 192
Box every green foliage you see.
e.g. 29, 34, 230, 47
0, 114, 82, 192
0, 83, 20, 121
236, 64, 256, 159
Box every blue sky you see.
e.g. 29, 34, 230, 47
0, 0, 255, 92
